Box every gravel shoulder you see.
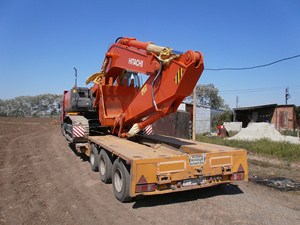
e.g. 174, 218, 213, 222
0, 118, 299, 225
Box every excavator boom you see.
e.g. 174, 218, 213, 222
87, 37, 204, 137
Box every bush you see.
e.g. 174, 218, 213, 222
211, 110, 233, 131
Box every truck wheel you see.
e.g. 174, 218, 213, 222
90, 145, 99, 172
98, 150, 112, 183
112, 159, 132, 202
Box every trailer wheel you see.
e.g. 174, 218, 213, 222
98, 150, 112, 183
112, 159, 132, 202
90, 145, 99, 172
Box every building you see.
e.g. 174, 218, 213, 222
234, 104, 295, 130
182, 103, 224, 134
152, 102, 225, 138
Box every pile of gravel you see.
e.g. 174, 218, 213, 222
227, 122, 300, 145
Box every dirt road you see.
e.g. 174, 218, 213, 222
0, 118, 299, 225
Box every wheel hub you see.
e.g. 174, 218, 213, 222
90, 152, 95, 165
114, 168, 123, 193
100, 158, 105, 176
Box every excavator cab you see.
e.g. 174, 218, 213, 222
64, 87, 93, 112
114, 71, 141, 88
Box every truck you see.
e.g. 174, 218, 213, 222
61, 37, 248, 202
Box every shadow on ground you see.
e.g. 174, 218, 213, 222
68, 143, 89, 162
132, 184, 243, 208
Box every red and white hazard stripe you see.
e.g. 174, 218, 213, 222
73, 125, 85, 137
143, 125, 153, 135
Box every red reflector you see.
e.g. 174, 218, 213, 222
231, 173, 244, 181
237, 164, 245, 173
137, 175, 147, 184
135, 184, 156, 193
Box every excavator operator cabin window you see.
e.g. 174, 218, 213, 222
125, 71, 140, 88
114, 71, 141, 88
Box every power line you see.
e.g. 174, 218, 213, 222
193, 85, 300, 95
220, 88, 279, 94
219, 85, 300, 94
220, 86, 282, 94
205, 54, 300, 71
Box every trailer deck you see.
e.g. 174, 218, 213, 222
88, 134, 248, 200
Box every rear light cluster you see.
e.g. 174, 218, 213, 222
135, 184, 156, 193
135, 175, 156, 193
231, 173, 244, 181
231, 164, 245, 181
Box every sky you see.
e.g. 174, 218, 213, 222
0, 0, 299, 108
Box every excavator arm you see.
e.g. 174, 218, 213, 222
86, 37, 204, 137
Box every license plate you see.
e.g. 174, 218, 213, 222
182, 179, 198, 187
189, 154, 206, 166
182, 178, 205, 187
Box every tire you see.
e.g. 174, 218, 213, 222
90, 145, 99, 172
112, 159, 132, 202
98, 150, 112, 183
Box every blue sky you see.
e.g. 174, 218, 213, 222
0, 0, 299, 108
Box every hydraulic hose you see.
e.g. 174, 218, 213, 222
151, 60, 163, 112
115, 37, 123, 43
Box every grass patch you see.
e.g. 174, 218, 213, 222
280, 130, 299, 137
196, 135, 300, 162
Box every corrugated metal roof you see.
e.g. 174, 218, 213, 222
234, 103, 295, 111
234, 104, 277, 111
276, 104, 295, 108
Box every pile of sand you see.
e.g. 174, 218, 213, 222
228, 122, 300, 145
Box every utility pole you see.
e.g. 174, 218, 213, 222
233, 96, 238, 122
285, 87, 291, 105
74, 67, 78, 87
192, 87, 197, 141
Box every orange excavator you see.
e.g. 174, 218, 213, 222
61, 37, 204, 148
86, 37, 204, 138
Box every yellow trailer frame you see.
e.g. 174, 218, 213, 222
88, 134, 248, 202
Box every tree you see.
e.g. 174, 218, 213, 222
0, 94, 62, 117
211, 110, 233, 130
194, 84, 226, 109
51, 108, 57, 115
